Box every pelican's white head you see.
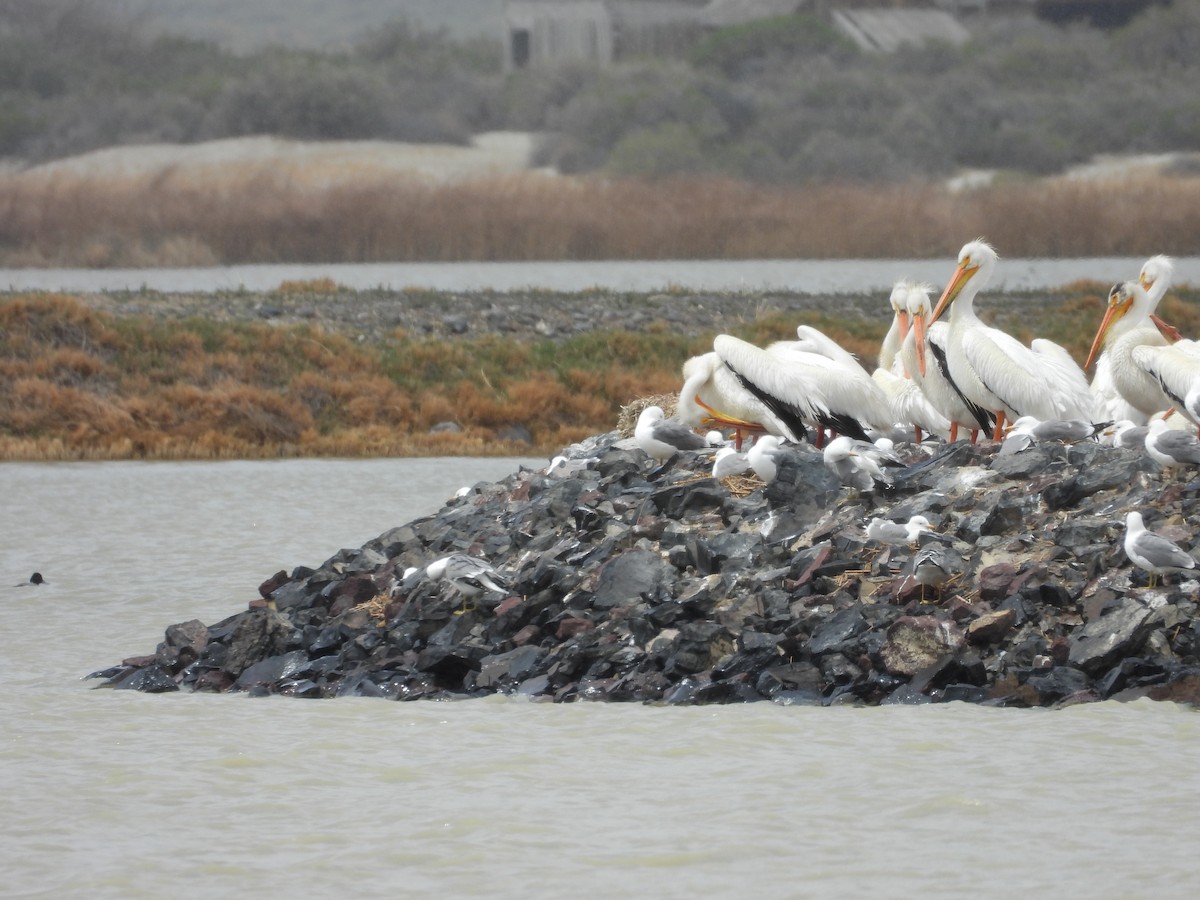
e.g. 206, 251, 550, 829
929, 239, 998, 325
1086, 281, 1153, 369
1139, 255, 1174, 306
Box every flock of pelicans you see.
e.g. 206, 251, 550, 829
388, 239, 1199, 613
631, 238, 1200, 592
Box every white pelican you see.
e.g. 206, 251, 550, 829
712, 333, 852, 445
924, 240, 1095, 439
635, 406, 707, 460
676, 351, 783, 447
879, 279, 912, 374
1123, 511, 1196, 588
747, 434, 785, 482
900, 283, 989, 442
1090, 255, 1179, 422
716, 326, 893, 445
1084, 281, 1200, 421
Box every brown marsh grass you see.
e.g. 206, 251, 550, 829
6, 280, 1200, 461
0, 293, 692, 460
2, 170, 1200, 267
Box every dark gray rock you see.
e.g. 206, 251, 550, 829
90, 426, 1200, 709
1068, 598, 1155, 674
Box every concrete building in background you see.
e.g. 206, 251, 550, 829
137, 0, 1161, 61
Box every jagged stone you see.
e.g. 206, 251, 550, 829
1068, 598, 1155, 674
91, 428, 1200, 709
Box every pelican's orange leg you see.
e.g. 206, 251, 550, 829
991, 411, 1007, 442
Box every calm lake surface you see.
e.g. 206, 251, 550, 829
3, 458, 1200, 898
4, 257, 1200, 294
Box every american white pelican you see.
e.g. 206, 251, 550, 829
747, 434, 785, 482
865, 515, 934, 546
1090, 256, 1180, 422
712, 334, 845, 444
924, 240, 1095, 439
715, 327, 893, 445
879, 279, 912, 374
1085, 281, 1200, 420
677, 351, 782, 447
822, 435, 899, 491
1144, 418, 1200, 468
635, 406, 707, 460
900, 283, 989, 442
1124, 511, 1196, 588
712, 446, 751, 479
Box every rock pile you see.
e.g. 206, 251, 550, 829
89, 431, 1200, 707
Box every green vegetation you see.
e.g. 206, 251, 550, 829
2, 2, 1199, 184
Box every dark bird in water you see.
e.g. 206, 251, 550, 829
17, 572, 46, 587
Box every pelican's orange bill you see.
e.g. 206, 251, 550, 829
1085, 286, 1134, 369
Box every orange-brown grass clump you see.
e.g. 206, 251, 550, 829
3, 169, 1200, 267
4, 282, 1197, 461
0, 293, 696, 460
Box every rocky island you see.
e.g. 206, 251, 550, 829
89, 421, 1200, 708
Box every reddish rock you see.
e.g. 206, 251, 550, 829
556, 617, 594, 640
978, 563, 1020, 605
258, 569, 289, 599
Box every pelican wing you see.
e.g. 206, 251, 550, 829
767, 343, 893, 437
1132, 343, 1200, 412
713, 335, 823, 443
962, 325, 1091, 422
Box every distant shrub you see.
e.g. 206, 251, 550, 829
689, 14, 857, 77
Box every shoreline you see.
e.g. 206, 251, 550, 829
14, 284, 1095, 345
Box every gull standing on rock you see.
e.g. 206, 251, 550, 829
1123, 512, 1197, 588
635, 405, 707, 461
901, 544, 963, 602
1144, 418, 1200, 469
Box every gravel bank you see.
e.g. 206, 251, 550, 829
62, 287, 1066, 344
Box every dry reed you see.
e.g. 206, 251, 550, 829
3, 170, 1200, 267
